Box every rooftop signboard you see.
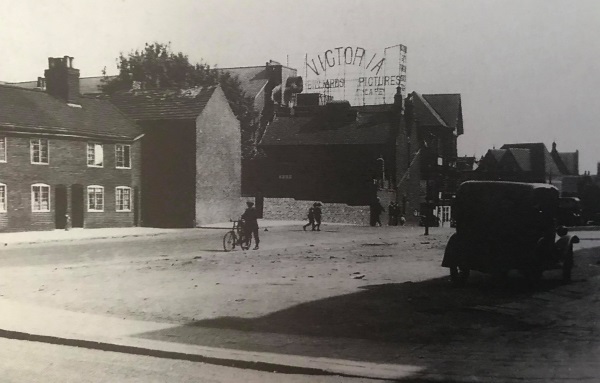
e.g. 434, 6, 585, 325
302, 44, 407, 106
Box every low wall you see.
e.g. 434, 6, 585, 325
262, 198, 371, 226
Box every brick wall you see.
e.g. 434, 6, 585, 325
262, 198, 371, 225
0, 134, 140, 232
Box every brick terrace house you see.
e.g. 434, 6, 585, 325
109, 85, 242, 227
9, 60, 299, 203
0, 57, 142, 232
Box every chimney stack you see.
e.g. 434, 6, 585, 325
44, 56, 80, 104
394, 86, 404, 111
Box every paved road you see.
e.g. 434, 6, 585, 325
1, 225, 599, 381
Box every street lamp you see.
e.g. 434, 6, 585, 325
376, 155, 385, 189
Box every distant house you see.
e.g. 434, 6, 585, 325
0, 56, 142, 232
476, 142, 579, 192
109, 85, 242, 227
399, 92, 464, 223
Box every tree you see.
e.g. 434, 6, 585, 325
101, 42, 258, 158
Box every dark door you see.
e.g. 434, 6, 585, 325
71, 184, 84, 228
55, 185, 67, 229
255, 192, 264, 219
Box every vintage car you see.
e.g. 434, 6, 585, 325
442, 181, 579, 286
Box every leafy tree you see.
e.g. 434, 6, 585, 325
101, 42, 258, 158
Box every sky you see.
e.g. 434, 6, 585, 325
1, 0, 599, 173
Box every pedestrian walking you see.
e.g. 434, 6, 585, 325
241, 201, 260, 250
388, 202, 394, 226
370, 197, 385, 227
313, 202, 322, 231
303, 204, 315, 231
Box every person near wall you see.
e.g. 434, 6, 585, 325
370, 198, 385, 227
313, 203, 322, 231
242, 201, 260, 250
303, 204, 316, 231
399, 214, 406, 226
389, 202, 400, 226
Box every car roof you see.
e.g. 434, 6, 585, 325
459, 180, 558, 193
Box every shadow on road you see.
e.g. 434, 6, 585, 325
135, 247, 600, 381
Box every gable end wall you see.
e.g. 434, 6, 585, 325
195, 86, 244, 225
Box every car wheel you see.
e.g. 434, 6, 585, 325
450, 265, 470, 287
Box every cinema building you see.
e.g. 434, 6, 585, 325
256, 89, 464, 225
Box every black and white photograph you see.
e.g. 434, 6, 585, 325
1, 1, 599, 381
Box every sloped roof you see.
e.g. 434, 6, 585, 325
506, 148, 531, 172
422, 94, 462, 128
412, 92, 463, 135
412, 93, 446, 126
109, 86, 217, 121
501, 143, 563, 176
544, 149, 563, 176
0, 84, 140, 139
551, 151, 579, 175
259, 106, 395, 146
489, 149, 506, 162
559, 152, 579, 175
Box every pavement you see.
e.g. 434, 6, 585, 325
0, 298, 423, 380
0, 220, 310, 246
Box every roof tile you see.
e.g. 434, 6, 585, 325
109, 86, 216, 121
0, 84, 140, 139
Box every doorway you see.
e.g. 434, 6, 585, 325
71, 184, 84, 228
55, 185, 67, 229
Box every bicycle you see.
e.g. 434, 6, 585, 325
222, 219, 252, 251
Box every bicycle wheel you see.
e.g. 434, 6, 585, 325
223, 231, 236, 252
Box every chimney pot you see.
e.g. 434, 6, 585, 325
45, 56, 80, 104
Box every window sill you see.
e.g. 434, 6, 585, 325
116, 209, 132, 212
116, 167, 131, 170
87, 209, 104, 213
31, 162, 49, 165
87, 165, 104, 168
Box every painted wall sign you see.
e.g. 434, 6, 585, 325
303, 44, 407, 106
